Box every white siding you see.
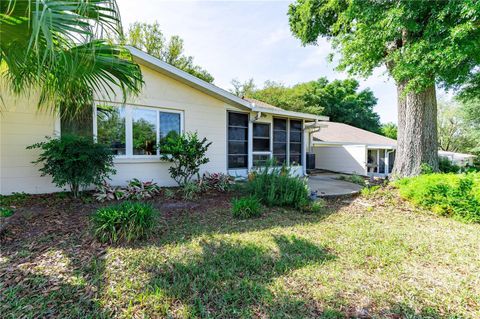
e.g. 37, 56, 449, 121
312, 144, 367, 176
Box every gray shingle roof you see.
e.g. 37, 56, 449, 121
313, 122, 397, 146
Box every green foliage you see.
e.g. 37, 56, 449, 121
28, 135, 115, 198
0, 207, 14, 218
92, 201, 157, 243
123, 21, 214, 83
240, 78, 381, 133
1, 0, 143, 113
420, 163, 435, 175
231, 196, 263, 219
94, 179, 161, 202
380, 123, 398, 140
247, 163, 310, 209
163, 188, 176, 199
337, 174, 365, 186
201, 172, 235, 192
361, 185, 381, 198
288, 0, 480, 94
181, 182, 202, 201
395, 173, 480, 223
160, 132, 212, 186
438, 157, 461, 174
301, 199, 326, 214
0, 192, 28, 207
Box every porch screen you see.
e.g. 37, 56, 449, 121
289, 120, 302, 165
228, 112, 249, 169
273, 118, 287, 165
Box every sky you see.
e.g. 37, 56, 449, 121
116, 0, 399, 123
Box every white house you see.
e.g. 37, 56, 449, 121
310, 122, 477, 177
0, 47, 327, 195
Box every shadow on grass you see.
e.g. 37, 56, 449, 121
140, 234, 335, 318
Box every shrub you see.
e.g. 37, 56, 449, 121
201, 172, 234, 192
92, 201, 157, 243
182, 181, 202, 200
159, 131, 212, 186
301, 199, 326, 213
395, 173, 480, 223
338, 173, 365, 186
438, 157, 460, 173
28, 135, 115, 198
361, 185, 381, 197
231, 196, 263, 218
247, 163, 310, 209
0, 207, 14, 218
163, 188, 176, 199
94, 179, 161, 202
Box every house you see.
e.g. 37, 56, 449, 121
310, 122, 396, 177
310, 122, 477, 177
0, 47, 327, 195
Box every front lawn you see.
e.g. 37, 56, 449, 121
1, 191, 479, 318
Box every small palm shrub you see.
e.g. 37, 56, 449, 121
28, 135, 115, 198
395, 173, 480, 223
247, 163, 310, 209
92, 201, 157, 243
94, 179, 161, 202
201, 172, 235, 192
182, 181, 202, 200
231, 196, 263, 219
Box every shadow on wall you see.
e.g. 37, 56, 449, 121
313, 145, 366, 175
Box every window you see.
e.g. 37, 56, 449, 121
97, 105, 126, 155
289, 120, 302, 165
228, 112, 248, 169
273, 118, 287, 165
253, 154, 270, 167
253, 123, 270, 152
96, 104, 181, 157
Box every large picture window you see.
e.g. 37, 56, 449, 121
273, 118, 287, 165
289, 120, 302, 165
96, 104, 181, 157
253, 123, 270, 152
228, 112, 248, 169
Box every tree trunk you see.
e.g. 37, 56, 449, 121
392, 82, 438, 177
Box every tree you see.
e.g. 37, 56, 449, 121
288, 0, 480, 177
1, 0, 143, 114
381, 123, 398, 140
458, 97, 480, 155
241, 77, 381, 133
230, 78, 256, 97
123, 21, 214, 83
437, 99, 468, 152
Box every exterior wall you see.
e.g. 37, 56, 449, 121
0, 92, 63, 194
312, 144, 367, 176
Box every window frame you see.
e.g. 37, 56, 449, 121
93, 103, 184, 159
227, 111, 249, 169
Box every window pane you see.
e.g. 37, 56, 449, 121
228, 155, 248, 168
253, 154, 270, 167
133, 108, 157, 155
290, 120, 302, 131
290, 143, 301, 154
273, 131, 286, 142
290, 154, 301, 165
160, 112, 180, 140
253, 139, 270, 152
273, 155, 286, 165
273, 142, 287, 153
273, 118, 287, 130
228, 141, 248, 155
228, 127, 248, 141
97, 105, 126, 155
253, 123, 270, 137
228, 112, 248, 127
290, 131, 302, 142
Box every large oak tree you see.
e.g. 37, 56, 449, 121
288, 0, 480, 177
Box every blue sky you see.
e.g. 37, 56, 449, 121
116, 0, 398, 123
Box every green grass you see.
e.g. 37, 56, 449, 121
2, 196, 480, 318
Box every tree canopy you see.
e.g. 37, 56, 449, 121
380, 123, 398, 140
1, 0, 143, 113
232, 77, 381, 133
123, 21, 214, 83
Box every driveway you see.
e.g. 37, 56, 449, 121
308, 173, 363, 197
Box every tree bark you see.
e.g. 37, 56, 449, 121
392, 82, 438, 177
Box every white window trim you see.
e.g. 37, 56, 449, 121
93, 102, 184, 160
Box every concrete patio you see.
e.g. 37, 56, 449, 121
308, 173, 363, 197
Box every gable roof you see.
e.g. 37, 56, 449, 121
313, 122, 397, 147
127, 46, 328, 121
243, 97, 283, 111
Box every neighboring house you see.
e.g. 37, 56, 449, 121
310, 122, 396, 177
438, 151, 476, 167
0, 47, 327, 195
310, 122, 477, 177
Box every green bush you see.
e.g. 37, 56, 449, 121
301, 199, 326, 213
247, 163, 310, 209
395, 173, 480, 223
159, 131, 212, 186
28, 135, 115, 198
361, 185, 381, 197
438, 157, 460, 173
92, 201, 157, 243
231, 196, 263, 218
182, 181, 202, 200
0, 207, 14, 218
338, 173, 365, 186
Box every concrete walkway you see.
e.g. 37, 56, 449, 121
308, 173, 363, 197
